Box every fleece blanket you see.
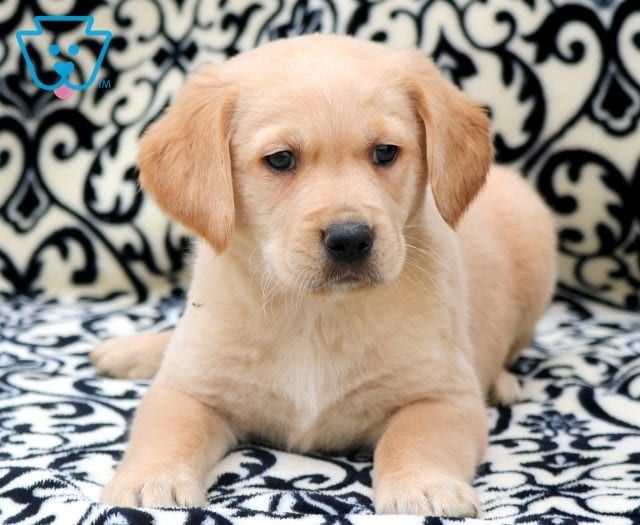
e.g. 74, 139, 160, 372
0, 291, 638, 524
1, 0, 640, 523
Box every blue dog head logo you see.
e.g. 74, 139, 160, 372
16, 16, 111, 99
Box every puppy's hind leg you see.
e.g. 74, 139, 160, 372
489, 329, 534, 406
91, 330, 172, 379
489, 369, 522, 406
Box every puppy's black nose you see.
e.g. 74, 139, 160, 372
323, 221, 374, 263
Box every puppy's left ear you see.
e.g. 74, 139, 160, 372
404, 51, 493, 227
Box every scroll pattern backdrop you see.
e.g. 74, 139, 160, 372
1, 3, 640, 525
0, 0, 639, 309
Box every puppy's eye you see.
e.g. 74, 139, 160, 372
372, 144, 398, 166
265, 151, 296, 172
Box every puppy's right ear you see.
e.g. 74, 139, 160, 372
138, 67, 234, 253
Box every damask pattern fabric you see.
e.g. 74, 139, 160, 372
0, 290, 640, 525
1, 0, 639, 308
1, 1, 640, 524
0, 291, 637, 525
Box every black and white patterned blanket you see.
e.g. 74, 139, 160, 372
0, 291, 637, 524
1, 0, 640, 523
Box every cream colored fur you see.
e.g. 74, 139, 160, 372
92, 35, 556, 516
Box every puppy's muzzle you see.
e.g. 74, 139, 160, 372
323, 221, 374, 263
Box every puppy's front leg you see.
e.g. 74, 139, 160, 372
101, 382, 234, 507
374, 393, 487, 517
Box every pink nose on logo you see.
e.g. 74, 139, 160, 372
53, 85, 74, 99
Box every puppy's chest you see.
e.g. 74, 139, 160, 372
202, 329, 402, 451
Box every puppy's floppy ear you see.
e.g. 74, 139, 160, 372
138, 66, 234, 253
404, 51, 493, 227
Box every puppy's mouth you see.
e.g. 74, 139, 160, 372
309, 267, 381, 294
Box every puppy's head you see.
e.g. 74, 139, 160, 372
139, 35, 492, 295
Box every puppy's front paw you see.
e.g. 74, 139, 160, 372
375, 472, 479, 517
100, 466, 207, 508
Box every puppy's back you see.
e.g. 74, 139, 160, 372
458, 167, 556, 389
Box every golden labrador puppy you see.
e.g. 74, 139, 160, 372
92, 34, 556, 516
